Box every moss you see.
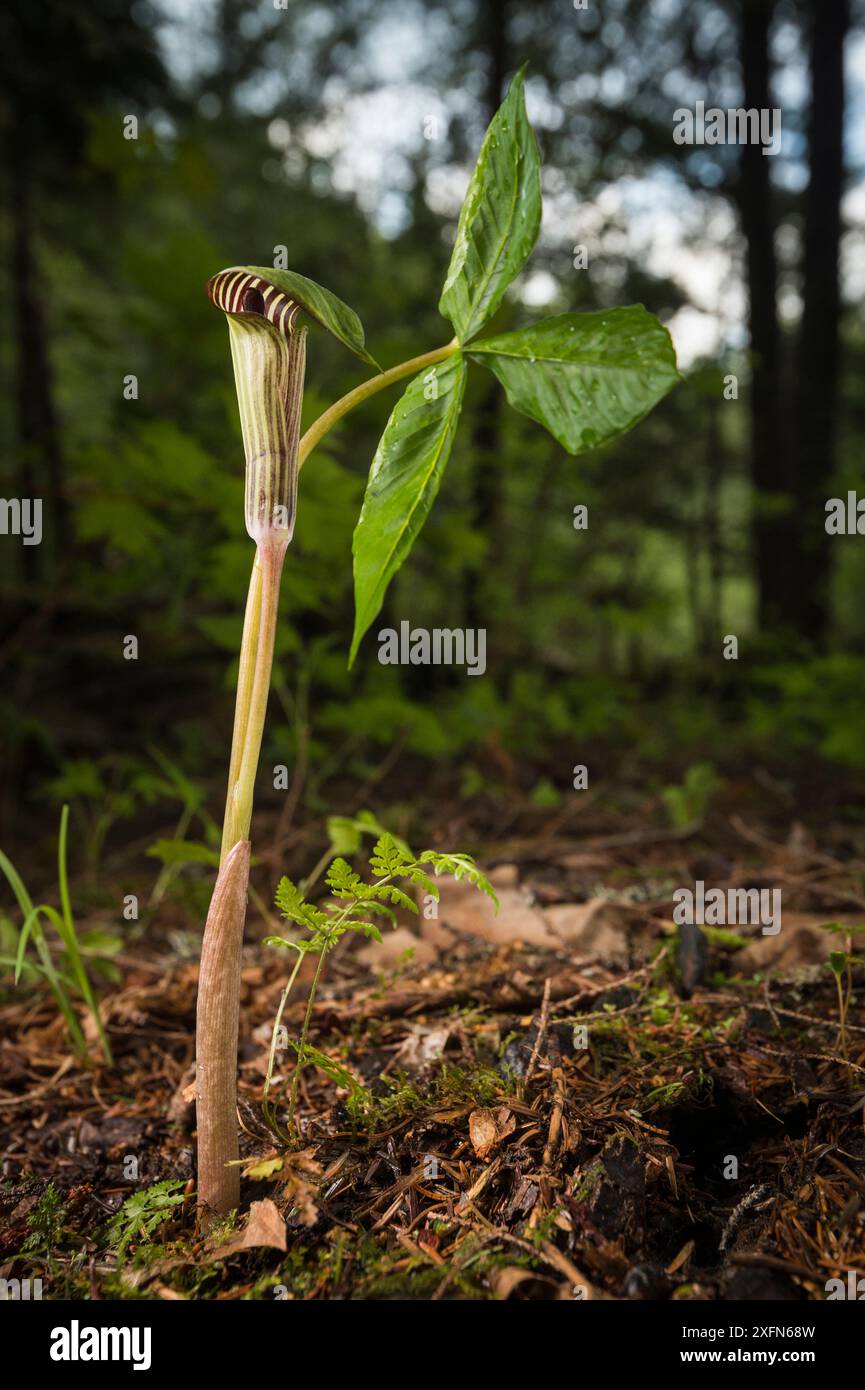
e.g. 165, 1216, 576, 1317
353, 1265, 447, 1300
572, 1159, 605, 1203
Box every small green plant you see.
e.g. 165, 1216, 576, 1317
820, 923, 862, 1067
195, 67, 678, 1221
41, 758, 137, 879
106, 1180, 187, 1261
828, 950, 849, 1058
0, 807, 116, 1062
661, 762, 722, 829
21, 1182, 66, 1262
262, 832, 497, 1141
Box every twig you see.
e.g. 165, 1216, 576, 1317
524, 977, 552, 1089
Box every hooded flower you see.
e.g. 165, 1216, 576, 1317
208, 268, 307, 544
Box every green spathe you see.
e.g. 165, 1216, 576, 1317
240, 264, 379, 368
226, 315, 306, 543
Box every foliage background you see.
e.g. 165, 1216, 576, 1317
1, 0, 864, 880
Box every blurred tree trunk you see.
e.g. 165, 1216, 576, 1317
466, 0, 509, 631
791, 0, 849, 642
10, 127, 65, 584
703, 395, 724, 645
738, 0, 788, 637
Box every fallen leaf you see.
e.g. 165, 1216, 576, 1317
244, 1156, 284, 1181
490, 1265, 557, 1299
392, 1023, 454, 1072
283, 1150, 322, 1229
207, 1198, 286, 1258
666, 1239, 695, 1275
469, 1105, 516, 1160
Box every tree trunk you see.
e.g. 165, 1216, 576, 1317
10, 125, 66, 583
738, 0, 788, 636
791, 0, 849, 642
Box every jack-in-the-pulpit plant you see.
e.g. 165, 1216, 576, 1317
196, 67, 680, 1223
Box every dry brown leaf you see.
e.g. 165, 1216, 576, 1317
207, 1198, 287, 1258
392, 1023, 454, 1072
283, 1149, 322, 1229
490, 1265, 552, 1299
469, 1105, 516, 1160
666, 1238, 695, 1275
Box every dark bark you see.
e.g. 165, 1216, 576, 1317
10, 123, 66, 583
738, 0, 788, 636
704, 395, 724, 646
791, 0, 849, 641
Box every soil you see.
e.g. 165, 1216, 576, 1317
2, 786, 864, 1300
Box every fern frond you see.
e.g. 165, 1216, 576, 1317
368, 832, 414, 878
419, 851, 499, 908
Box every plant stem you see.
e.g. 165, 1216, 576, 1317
198, 537, 287, 1223
196, 838, 251, 1222
220, 539, 287, 859
835, 969, 849, 1060
298, 340, 459, 467
286, 943, 329, 1142
262, 948, 306, 1141
220, 555, 263, 859
56, 805, 113, 1064
283, 872, 397, 1141
199, 337, 458, 1211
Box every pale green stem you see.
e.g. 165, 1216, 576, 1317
220, 555, 264, 857
220, 539, 287, 859
299, 845, 335, 896
287, 945, 329, 1141
219, 335, 459, 863
835, 969, 849, 1061
262, 948, 306, 1141
298, 340, 459, 468
284, 873, 396, 1141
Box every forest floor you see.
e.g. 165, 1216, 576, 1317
2, 780, 865, 1301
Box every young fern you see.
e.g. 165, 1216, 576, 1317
262, 833, 497, 1142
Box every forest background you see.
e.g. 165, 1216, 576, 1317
1, 0, 863, 894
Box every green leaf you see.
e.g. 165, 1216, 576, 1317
419, 850, 499, 909
146, 838, 219, 867
326, 858, 365, 899
293, 1043, 366, 1100
438, 68, 541, 343
467, 306, 680, 453
347, 919, 383, 942
350, 353, 466, 664
76, 930, 124, 957
263, 934, 305, 953
326, 816, 363, 857
346, 900, 396, 925
368, 833, 414, 878
326, 810, 409, 858
245, 1156, 285, 1180
275, 876, 304, 916
241, 265, 380, 369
